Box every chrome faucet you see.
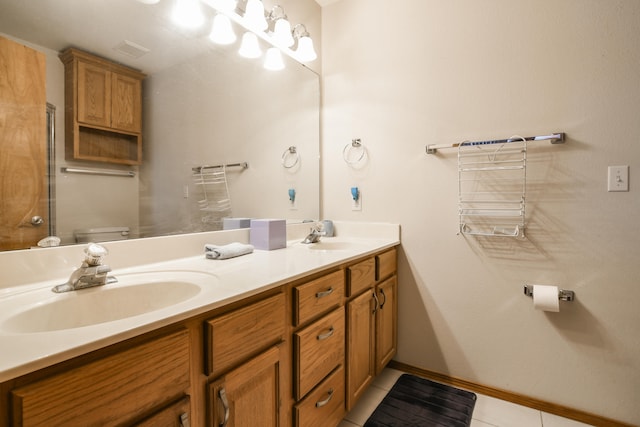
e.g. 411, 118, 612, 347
52, 243, 117, 293
301, 222, 326, 244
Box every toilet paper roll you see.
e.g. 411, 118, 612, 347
533, 285, 560, 312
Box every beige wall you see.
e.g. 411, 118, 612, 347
321, 0, 640, 424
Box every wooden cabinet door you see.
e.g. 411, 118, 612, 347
111, 72, 142, 132
209, 346, 280, 427
375, 276, 397, 374
0, 36, 48, 250
77, 60, 111, 127
346, 289, 375, 410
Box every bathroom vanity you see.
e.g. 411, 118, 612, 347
0, 222, 399, 427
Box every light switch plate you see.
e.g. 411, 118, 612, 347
608, 165, 629, 192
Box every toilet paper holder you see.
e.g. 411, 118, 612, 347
523, 285, 575, 301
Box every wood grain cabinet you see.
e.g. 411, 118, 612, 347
204, 292, 286, 427
0, 246, 399, 427
346, 248, 398, 410
59, 48, 145, 165
291, 270, 347, 427
208, 346, 281, 427
10, 329, 191, 427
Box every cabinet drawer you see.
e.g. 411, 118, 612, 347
294, 366, 345, 427
293, 270, 344, 326
135, 396, 190, 427
376, 248, 397, 281
294, 307, 345, 400
12, 329, 190, 427
206, 292, 285, 376
347, 257, 375, 297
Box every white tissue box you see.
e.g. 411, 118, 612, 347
250, 219, 286, 250
223, 218, 252, 230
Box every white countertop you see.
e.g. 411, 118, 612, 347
0, 221, 399, 382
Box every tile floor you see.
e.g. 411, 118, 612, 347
338, 369, 594, 427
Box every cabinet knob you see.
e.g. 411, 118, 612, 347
30, 215, 44, 226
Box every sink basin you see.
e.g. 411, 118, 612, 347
0, 271, 211, 333
305, 241, 367, 251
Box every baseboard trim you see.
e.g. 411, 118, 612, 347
388, 361, 631, 427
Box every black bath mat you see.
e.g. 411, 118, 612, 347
364, 374, 477, 427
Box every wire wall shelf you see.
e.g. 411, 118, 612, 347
458, 139, 527, 238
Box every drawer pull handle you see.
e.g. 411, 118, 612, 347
372, 290, 380, 314
379, 288, 387, 309
317, 327, 335, 341
315, 287, 334, 298
180, 412, 191, 427
315, 388, 334, 408
219, 387, 230, 427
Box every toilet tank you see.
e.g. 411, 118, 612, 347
74, 227, 130, 243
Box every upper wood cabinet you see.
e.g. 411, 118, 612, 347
60, 48, 145, 165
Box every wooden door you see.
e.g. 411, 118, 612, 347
77, 60, 111, 127
346, 289, 375, 411
111, 72, 141, 132
0, 36, 48, 250
375, 276, 397, 374
209, 346, 280, 427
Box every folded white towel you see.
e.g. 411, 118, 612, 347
205, 242, 254, 260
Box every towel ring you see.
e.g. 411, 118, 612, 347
282, 146, 300, 169
343, 139, 366, 165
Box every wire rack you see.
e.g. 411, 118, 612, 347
458, 139, 527, 237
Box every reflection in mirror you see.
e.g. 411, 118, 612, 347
0, 0, 320, 251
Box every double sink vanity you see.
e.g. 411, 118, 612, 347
0, 222, 400, 427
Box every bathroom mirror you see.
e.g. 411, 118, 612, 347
0, 0, 320, 250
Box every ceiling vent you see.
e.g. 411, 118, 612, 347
113, 40, 150, 58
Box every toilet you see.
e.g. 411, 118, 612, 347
74, 227, 130, 243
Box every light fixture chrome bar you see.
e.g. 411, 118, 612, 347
426, 132, 565, 154
192, 162, 249, 173
61, 167, 135, 177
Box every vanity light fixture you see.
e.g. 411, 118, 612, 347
264, 47, 285, 70
239, 32, 262, 58
167, 0, 317, 66
244, 0, 268, 32
292, 24, 317, 62
209, 14, 237, 44
172, 0, 205, 28
268, 5, 294, 48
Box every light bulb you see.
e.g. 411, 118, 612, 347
239, 32, 262, 58
273, 18, 294, 48
296, 35, 317, 62
209, 14, 237, 45
172, 0, 205, 29
244, 0, 268, 31
264, 47, 285, 70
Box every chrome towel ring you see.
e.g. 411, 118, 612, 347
282, 146, 300, 169
343, 138, 366, 165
